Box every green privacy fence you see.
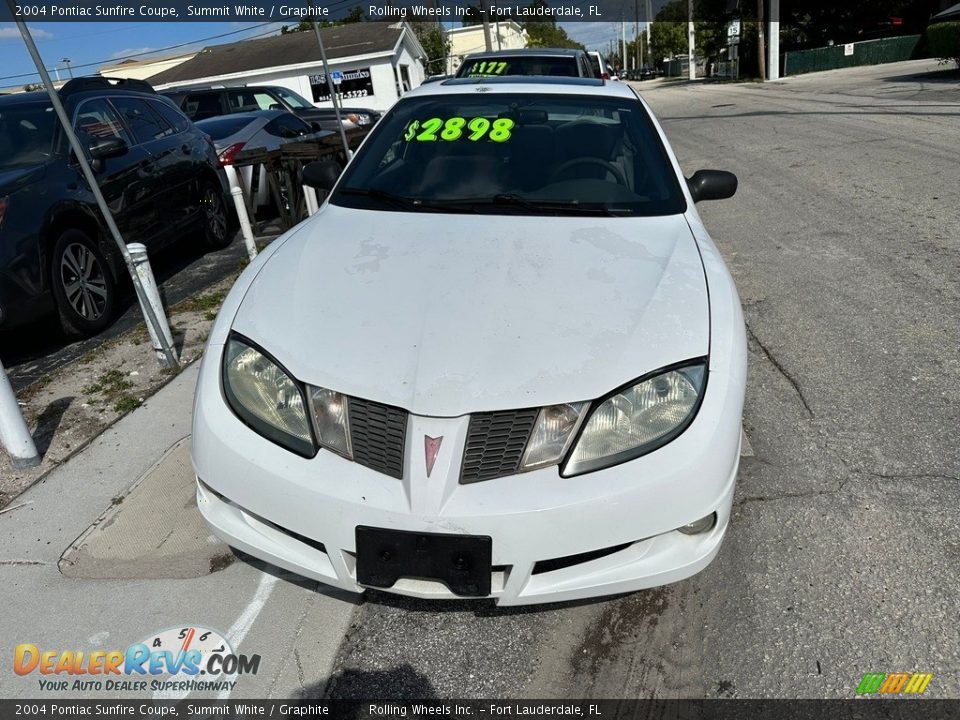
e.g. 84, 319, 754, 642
783, 35, 924, 76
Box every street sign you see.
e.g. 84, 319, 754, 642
844, 43, 855, 56
727, 20, 741, 40
330, 70, 344, 85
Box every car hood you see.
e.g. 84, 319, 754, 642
231, 205, 709, 416
0, 164, 44, 193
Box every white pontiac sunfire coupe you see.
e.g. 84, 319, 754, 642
192, 76, 747, 606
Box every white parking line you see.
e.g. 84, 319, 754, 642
152, 571, 278, 701
216, 572, 279, 700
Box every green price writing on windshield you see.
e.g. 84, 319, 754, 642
467, 61, 508, 76
404, 117, 515, 143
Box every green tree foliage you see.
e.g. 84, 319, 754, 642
926, 21, 960, 67
648, 0, 727, 63
410, 22, 451, 71
461, 0, 583, 49
280, 6, 365, 33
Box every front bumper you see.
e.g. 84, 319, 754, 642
192, 347, 744, 606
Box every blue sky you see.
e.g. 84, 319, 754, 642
0, 20, 633, 91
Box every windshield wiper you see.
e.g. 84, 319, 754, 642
337, 187, 479, 213
490, 194, 621, 216
337, 187, 420, 210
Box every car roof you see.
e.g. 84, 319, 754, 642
405, 76, 636, 100
463, 48, 586, 59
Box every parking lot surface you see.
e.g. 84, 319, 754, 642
2, 59, 957, 700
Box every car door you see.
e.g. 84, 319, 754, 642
109, 96, 186, 246
72, 97, 157, 243
147, 97, 205, 225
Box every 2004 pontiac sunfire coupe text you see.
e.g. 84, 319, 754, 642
192, 76, 746, 606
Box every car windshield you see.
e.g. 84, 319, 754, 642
196, 116, 254, 140
331, 92, 687, 217
457, 56, 579, 78
0, 102, 56, 169
271, 87, 314, 109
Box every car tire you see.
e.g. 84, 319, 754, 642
50, 228, 116, 338
200, 181, 232, 250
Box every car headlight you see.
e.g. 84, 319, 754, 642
222, 336, 315, 457
563, 361, 707, 476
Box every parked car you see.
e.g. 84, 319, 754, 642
639, 65, 657, 81
196, 110, 334, 209
192, 76, 744, 606
587, 50, 613, 80
161, 85, 380, 132
455, 48, 595, 78
0, 77, 231, 337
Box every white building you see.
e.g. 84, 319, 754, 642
444, 22, 528, 75
149, 23, 426, 113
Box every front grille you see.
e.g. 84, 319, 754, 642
459, 408, 539, 484
349, 397, 408, 479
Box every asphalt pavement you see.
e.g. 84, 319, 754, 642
2, 59, 957, 701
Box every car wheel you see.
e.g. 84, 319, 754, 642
50, 228, 116, 338
200, 181, 231, 250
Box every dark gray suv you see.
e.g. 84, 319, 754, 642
0, 77, 232, 337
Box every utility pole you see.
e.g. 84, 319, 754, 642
688, 0, 696, 80
645, 0, 652, 62
312, 22, 351, 161
767, 0, 780, 80
479, 0, 493, 51
621, 18, 627, 74
634, 0, 639, 70
757, 0, 766, 80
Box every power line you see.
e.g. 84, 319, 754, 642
0, 21, 281, 83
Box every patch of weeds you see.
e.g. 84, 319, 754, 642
204, 311, 218, 321
85, 368, 136, 411
112, 395, 142, 414
111, 495, 124, 506
177, 289, 228, 315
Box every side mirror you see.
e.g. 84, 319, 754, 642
302, 160, 342, 192
88, 137, 128, 161
687, 169, 738, 203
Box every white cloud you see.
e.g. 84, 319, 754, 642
111, 47, 156, 59
0, 26, 54, 40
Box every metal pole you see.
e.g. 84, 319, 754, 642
0, 361, 40, 469
767, 0, 780, 81
312, 22, 352, 161
480, 0, 493, 51
688, 0, 696, 80
230, 186, 258, 261
10, 12, 178, 369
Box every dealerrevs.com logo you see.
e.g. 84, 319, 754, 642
14, 626, 260, 693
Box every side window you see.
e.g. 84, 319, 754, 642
74, 98, 132, 147
149, 99, 191, 133
183, 92, 223, 120
265, 114, 310, 139
228, 90, 283, 112
111, 97, 173, 144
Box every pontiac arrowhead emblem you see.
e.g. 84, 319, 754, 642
424, 436, 443, 477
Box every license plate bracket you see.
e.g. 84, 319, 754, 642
355, 526, 492, 597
